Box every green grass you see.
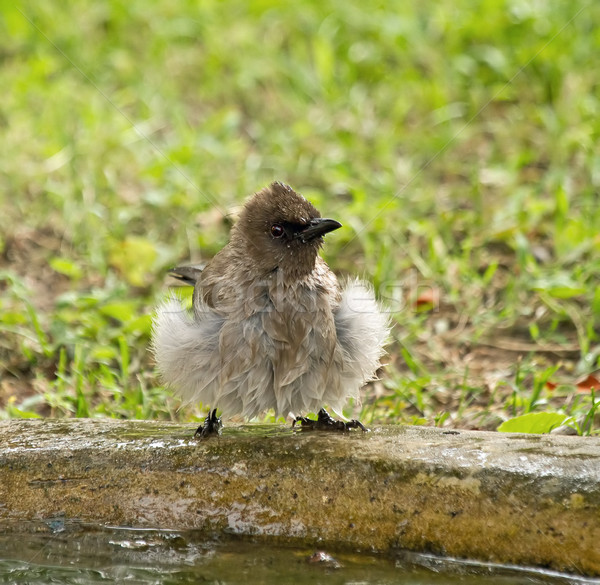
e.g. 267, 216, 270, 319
1, 0, 599, 434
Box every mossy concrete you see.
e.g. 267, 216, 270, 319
0, 419, 599, 577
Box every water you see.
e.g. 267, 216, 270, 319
0, 522, 596, 585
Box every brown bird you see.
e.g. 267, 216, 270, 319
152, 182, 388, 436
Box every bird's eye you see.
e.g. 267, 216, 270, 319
270, 224, 285, 238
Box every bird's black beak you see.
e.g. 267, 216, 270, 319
295, 218, 342, 242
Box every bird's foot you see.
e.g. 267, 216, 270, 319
292, 408, 368, 432
194, 408, 222, 438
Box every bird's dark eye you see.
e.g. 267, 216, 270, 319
270, 224, 285, 238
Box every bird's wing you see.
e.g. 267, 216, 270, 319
168, 264, 206, 286
152, 293, 224, 407
334, 280, 389, 385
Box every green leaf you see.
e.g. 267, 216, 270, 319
89, 346, 119, 361
99, 301, 136, 322
8, 407, 42, 419
531, 275, 586, 299
109, 237, 158, 287
545, 286, 587, 299
498, 412, 571, 434
49, 257, 83, 280
123, 314, 153, 336
401, 347, 421, 375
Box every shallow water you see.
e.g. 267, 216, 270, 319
0, 523, 596, 585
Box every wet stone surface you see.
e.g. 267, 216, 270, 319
0, 419, 599, 577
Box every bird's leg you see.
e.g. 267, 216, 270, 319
194, 408, 222, 438
292, 408, 368, 432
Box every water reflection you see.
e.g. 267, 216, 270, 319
0, 522, 596, 585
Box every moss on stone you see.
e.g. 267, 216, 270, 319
0, 419, 599, 577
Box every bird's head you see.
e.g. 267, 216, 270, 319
232, 182, 341, 279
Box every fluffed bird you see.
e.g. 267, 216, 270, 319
151, 182, 388, 436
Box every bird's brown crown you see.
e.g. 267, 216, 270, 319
242, 181, 321, 227
231, 182, 339, 279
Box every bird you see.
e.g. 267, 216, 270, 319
151, 181, 389, 436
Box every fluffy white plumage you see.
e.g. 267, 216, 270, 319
152, 279, 388, 419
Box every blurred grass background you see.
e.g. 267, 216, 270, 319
0, 0, 599, 432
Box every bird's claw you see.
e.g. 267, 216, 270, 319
292, 408, 368, 432
194, 408, 222, 438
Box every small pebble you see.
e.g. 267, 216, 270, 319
307, 551, 342, 569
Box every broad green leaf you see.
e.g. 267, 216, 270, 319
498, 412, 571, 434
100, 301, 137, 322
531, 275, 586, 299
109, 237, 158, 287
49, 257, 83, 280
123, 314, 153, 335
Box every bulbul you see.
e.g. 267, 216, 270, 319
152, 182, 388, 436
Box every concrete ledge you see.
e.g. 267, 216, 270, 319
0, 419, 599, 577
